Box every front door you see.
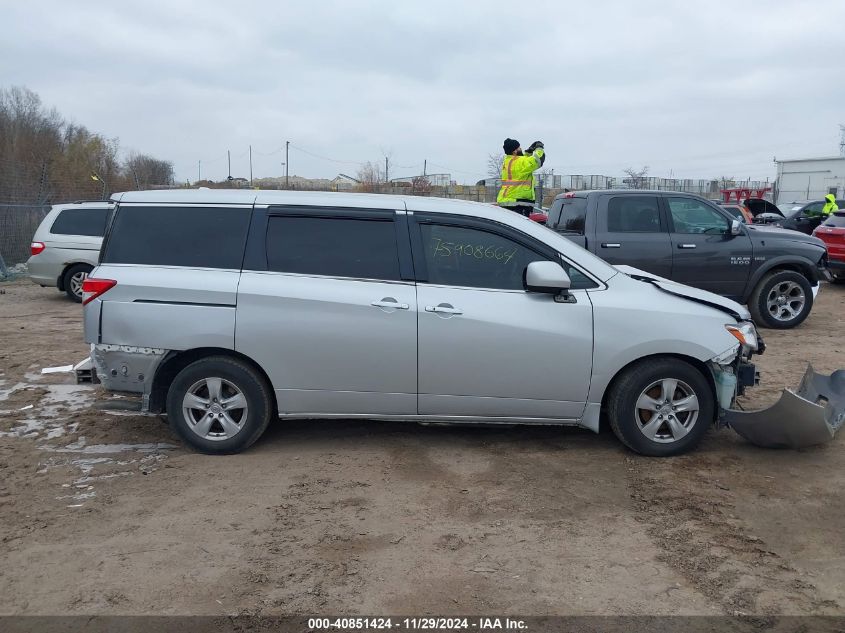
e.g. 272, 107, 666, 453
664, 196, 753, 299
236, 208, 417, 416
595, 194, 672, 278
410, 215, 594, 421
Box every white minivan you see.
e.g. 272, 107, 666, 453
82, 189, 764, 456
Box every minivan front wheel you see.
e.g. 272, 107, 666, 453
63, 264, 93, 302
607, 358, 714, 456
748, 270, 813, 329
166, 356, 273, 454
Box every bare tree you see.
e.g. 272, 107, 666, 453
410, 175, 431, 195
356, 161, 384, 192
622, 166, 650, 189
124, 152, 174, 188
487, 153, 502, 179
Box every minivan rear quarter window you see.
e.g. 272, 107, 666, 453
102, 206, 250, 269
266, 216, 400, 281
50, 207, 110, 237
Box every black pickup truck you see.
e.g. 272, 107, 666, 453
546, 190, 829, 329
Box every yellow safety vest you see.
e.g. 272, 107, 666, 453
497, 149, 545, 206
822, 194, 839, 215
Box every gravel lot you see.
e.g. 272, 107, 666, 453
1, 278, 844, 616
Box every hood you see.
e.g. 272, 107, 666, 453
746, 223, 827, 246
613, 265, 751, 321
743, 198, 784, 218
826, 194, 837, 204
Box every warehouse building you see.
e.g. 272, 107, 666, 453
774, 155, 845, 204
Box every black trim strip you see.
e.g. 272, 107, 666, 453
133, 299, 236, 308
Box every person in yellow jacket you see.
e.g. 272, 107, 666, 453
821, 193, 839, 216
497, 138, 546, 216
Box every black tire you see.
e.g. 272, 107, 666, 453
748, 270, 813, 329
63, 263, 93, 303
165, 356, 274, 454
607, 358, 715, 457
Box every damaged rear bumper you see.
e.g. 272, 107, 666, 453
724, 365, 845, 449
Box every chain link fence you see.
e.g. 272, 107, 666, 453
0, 203, 50, 278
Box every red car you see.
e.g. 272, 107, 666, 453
812, 212, 845, 282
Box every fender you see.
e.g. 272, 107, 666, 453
742, 254, 823, 303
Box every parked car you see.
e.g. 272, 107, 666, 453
83, 189, 762, 457
27, 202, 112, 301
773, 199, 845, 235
719, 203, 754, 224
546, 190, 829, 329
812, 212, 845, 282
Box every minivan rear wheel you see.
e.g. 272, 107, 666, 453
166, 356, 273, 454
63, 264, 93, 302
607, 358, 714, 457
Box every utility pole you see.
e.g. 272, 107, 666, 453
285, 141, 290, 189
385, 156, 389, 183
198, 160, 201, 183
840, 124, 845, 157
249, 145, 253, 187
423, 159, 427, 176
227, 150, 232, 181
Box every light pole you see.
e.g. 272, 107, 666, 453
90, 171, 108, 200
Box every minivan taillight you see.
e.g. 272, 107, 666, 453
81, 278, 117, 305
30, 242, 45, 255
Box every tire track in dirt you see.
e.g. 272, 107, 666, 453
625, 447, 841, 616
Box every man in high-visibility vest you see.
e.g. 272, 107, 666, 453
822, 193, 839, 216
497, 138, 546, 216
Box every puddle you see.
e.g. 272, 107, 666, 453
45, 440, 178, 454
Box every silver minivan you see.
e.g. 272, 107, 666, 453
82, 190, 762, 456
28, 202, 112, 301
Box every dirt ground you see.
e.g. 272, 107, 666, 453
0, 278, 844, 617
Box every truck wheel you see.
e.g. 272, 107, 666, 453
748, 270, 813, 329
607, 358, 714, 457
166, 356, 274, 454
63, 264, 93, 302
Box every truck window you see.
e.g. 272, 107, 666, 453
606, 196, 662, 232
550, 198, 587, 233
667, 198, 729, 235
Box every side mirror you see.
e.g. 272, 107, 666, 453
730, 219, 742, 235
524, 261, 571, 296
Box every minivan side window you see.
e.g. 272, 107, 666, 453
667, 198, 729, 234
606, 196, 662, 232
102, 206, 250, 269
417, 223, 599, 290
50, 207, 110, 237
266, 216, 400, 281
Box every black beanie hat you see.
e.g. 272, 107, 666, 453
503, 138, 520, 154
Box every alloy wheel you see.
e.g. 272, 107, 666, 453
765, 280, 805, 322
634, 378, 700, 444
181, 377, 249, 441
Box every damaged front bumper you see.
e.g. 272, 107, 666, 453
724, 365, 845, 449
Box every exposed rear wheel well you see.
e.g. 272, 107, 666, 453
148, 347, 276, 415
599, 353, 718, 429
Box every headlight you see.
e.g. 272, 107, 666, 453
725, 321, 759, 352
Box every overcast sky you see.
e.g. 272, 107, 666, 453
3, 0, 844, 184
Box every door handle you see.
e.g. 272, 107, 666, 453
425, 303, 463, 315
371, 298, 409, 310
601, 243, 621, 248
677, 243, 697, 249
